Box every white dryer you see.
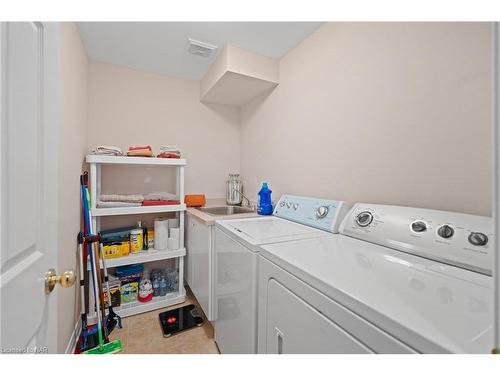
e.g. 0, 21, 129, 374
214, 195, 350, 354
258, 203, 494, 353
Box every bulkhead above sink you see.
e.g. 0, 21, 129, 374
198, 206, 255, 216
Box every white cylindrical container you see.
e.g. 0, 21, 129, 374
168, 218, 179, 230
168, 227, 180, 250
170, 227, 180, 239
167, 237, 179, 251
169, 227, 180, 250
154, 218, 169, 250
130, 228, 143, 253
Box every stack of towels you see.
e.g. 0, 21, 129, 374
157, 145, 181, 159
142, 192, 179, 206
98, 192, 179, 208
90, 146, 124, 156
127, 146, 153, 157
89, 145, 181, 158
98, 194, 144, 208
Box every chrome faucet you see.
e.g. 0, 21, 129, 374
231, 187, 256, 211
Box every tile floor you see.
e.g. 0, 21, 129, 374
108, 288, 219, 354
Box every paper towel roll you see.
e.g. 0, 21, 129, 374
154, 218, 168, 250
168, 218, 179, 229
170, 227, 180, 240
167, 237, 179, 251
168, 227, 180, 250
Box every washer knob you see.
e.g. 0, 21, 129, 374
286, 202, 292, 209
293, 203, 299, 210
468, 232, 488, 246
437, 225, 454, 239
411, 221, 427, 233
280, 201, 286, 207
316, 206, 329, 219
355, 211, 373, 227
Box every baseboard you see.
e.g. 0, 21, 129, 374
65, 320, 81, 354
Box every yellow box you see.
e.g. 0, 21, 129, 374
103, 242, 130, 259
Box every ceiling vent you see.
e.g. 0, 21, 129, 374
188, 38, 218, 58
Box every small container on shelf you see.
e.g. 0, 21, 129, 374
130, 228, 143, 253
138, 279, 153, 303
115, 264, 144, 304
147, 228, 154, 248
154, 218, 169, 250
103, 242, 130, 259
103, 279, 121, 307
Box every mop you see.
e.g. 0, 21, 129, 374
81, 174, 122, 354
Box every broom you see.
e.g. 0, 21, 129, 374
81, 175, 122, 354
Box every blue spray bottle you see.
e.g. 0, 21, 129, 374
257, 182, 273, 215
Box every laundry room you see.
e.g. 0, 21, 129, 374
2, 1, 500, 372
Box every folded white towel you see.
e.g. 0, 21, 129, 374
159, 145, 180, 152
97, 201, 142, 208
143, 191, 177, 201
99, 194, 144, 203
91, 146, 124, 156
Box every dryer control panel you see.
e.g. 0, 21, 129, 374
273, 195, 350, 233
339, 203, 494, 275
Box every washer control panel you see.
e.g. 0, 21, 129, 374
273, 195, 350, 233
340, 203, 493, 275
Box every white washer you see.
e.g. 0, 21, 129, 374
214, 195, 350, 353
258, 203, 494, 353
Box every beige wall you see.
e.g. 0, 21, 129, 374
240, 22, 492, 216
58, 22, 88, 353
87, 61, 240, 198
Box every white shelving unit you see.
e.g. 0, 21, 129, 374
85, 154, 187, 318
88, 248, 187, 269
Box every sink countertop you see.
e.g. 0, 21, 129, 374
186, 198, 258, 225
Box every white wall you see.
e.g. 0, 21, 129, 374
87, 61, 240, 199
58, 22, 88, 353
240, 22, 492, 216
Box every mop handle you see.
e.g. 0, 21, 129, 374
82, 184, 104, 349
77, 233, 86, 316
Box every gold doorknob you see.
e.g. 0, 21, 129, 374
45, 269, 76, 294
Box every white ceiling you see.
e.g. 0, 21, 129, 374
77, 22, 323, 80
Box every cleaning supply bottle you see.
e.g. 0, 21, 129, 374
137, 220, 148, 250
257, 182, 273, 215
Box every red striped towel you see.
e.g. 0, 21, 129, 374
142, 200, 180, 206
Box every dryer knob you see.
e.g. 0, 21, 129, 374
468, 232, 488, 247
316, 206, 329, 219
411, 221, 427, 233
355, 211, 373, 227
437, 225, 454, 239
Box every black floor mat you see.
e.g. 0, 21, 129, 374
159, 304, 204, 337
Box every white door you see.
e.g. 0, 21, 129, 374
214, 227, 258, 353
0, 22, 61, 354
186, 215, 213, 320
265, 279, 373, 354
